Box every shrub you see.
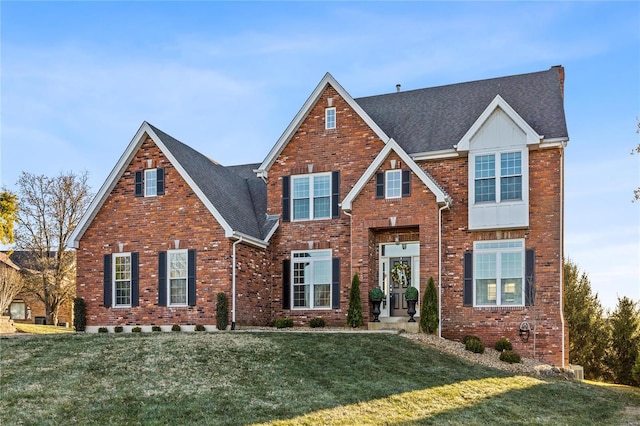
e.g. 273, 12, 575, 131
632, 351, 640, 385
404, 286, 419, 301
194, 324, 206, 332
114, 326, 124, 333
216, 292, 228, 331
73, 298, 87, 332
98, 327, 108, 334
495, 337, 513, 352
465, 336, 485, 354
420, 277, 438, 334
171, 324, 181, 332
309, 317, 325, 328
274, 317, 294, 328
152, 325, 162, 332
132, 327, 142, 333
347, 273, 363, 328
499, 350, 522, 363
369, 287, 383, 302
462, 335, 480, 345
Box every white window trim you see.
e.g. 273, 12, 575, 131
325, 107, 336, 129
473, 239, 525, 307
144, 168, 157, 197
113, 252, 132, 308
168, 249, 188, 307
291, 172, 332, 222
470, 149, 525, 205
291, 249, 332, 310
385, 169, 402, 199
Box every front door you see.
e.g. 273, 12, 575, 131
389, 257, 411, 317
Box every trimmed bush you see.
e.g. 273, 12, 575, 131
274, 317, 294, 329
499, 350, 522, 363
404, 286, 419, 301
131, 327, 142, 333
495, 337, 513, 352
114, 326, 124, 333
171, 324, 181, 332
347, 273, 363, 328
369, 287, 383, 302
194, 324, 206, 332
309, 317, 325, 328
216, 292, 228, 331
98, 327, 108, 334
420, 277, 439, 334
462, 335, 480, 345
73, 298, 87, 332
465, 336, 485, 354
151, 325, 162, 332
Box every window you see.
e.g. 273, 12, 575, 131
135, 168, 164, 197
113, 253, 132, 307
325, 107, 336, 129
474, 151, 521, 203
168, 249, 188, 306
474, 240, 524, 306
385, 170, 402, 199
292, 173, 331, 221
145, 169, 157, 196
292, 250, 332, 309
9, 301, 26, 320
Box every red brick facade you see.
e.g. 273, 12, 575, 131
74, 72, 568, 366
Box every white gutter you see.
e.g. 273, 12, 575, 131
231, 236, 243, 330
438, 201, 451, 339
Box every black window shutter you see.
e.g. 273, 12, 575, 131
375, 172, 385, 199
463, 251, 473, 307
188, 249, 196, 306
103, 254, 112, 308
331, 171, 340, 218
332, 257, 340, 309
131, 252, 139, 307
158, 252, 167, 306
282, 259, 291, 309
525, 249, 535, 306
402, 170, 411, 197
134, 171, 143, 197
156, 168, 165, 195
282, 176, 290, 222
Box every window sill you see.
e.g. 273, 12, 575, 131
472, 305, 526, 311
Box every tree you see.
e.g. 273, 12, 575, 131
563, 259, 610, 380
15, 171, 92, 325
346, 273, 363, 328
420, 276, 438, 334
0, 190, 18, 245
0, 266, 24, 315
607, 296, 640, 386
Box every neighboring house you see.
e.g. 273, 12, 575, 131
2, 251, 74, 326
68, 66, 569, 366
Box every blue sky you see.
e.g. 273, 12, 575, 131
1, 1, 638, 310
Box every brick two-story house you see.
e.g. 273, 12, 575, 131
68, 66, 569, 366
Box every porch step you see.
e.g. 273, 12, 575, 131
368, 320, 419, 333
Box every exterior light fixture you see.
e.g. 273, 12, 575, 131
519, 321, 531, 343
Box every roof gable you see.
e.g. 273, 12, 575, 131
342, 139, 450, 210
258, 73, 391, 174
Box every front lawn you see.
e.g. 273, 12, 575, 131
1, 332, 638, 425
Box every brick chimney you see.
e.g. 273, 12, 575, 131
552, 65, 565, 99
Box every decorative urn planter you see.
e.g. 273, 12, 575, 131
404, 286, 419, 323
369, 287, 384, 322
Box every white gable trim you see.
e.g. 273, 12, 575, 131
342, 139, 450, 211
456, 95, 542, 152
67, 122, 235, 248
257, 73, 390, 173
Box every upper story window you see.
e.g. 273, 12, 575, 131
113, 253, 132, 307
135, 167, 165, 197
474, 151, 522, 203
474, 240, 524, 306
385, 170, 402, 199
168, 249, 188, 306
325, 108, 336, 129
376, 169, 410, 199
292, 173, 331, 221
292, 250, 332, 309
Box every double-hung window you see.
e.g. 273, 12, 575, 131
135, 168, 165, 197
168, 249, 188, 306
292, 173, 331, 221
474, 151, 522, 203
292, 250, 331, 309
474, 240, 524, 306
145, 169, 158, 197
325, 107, 336, 129
385, 170, 402, 199
113, 253, 132, 307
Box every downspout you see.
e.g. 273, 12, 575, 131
231, 236, 243, 330
438, 201, 451, 339
343, 208, 353, 290
559, 142, 567, 367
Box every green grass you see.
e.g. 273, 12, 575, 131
14, 323, 75, 334
1, 332, 638, 425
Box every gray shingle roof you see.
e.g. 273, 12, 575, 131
355, 67, 568, 154
148, 124, 274, 241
